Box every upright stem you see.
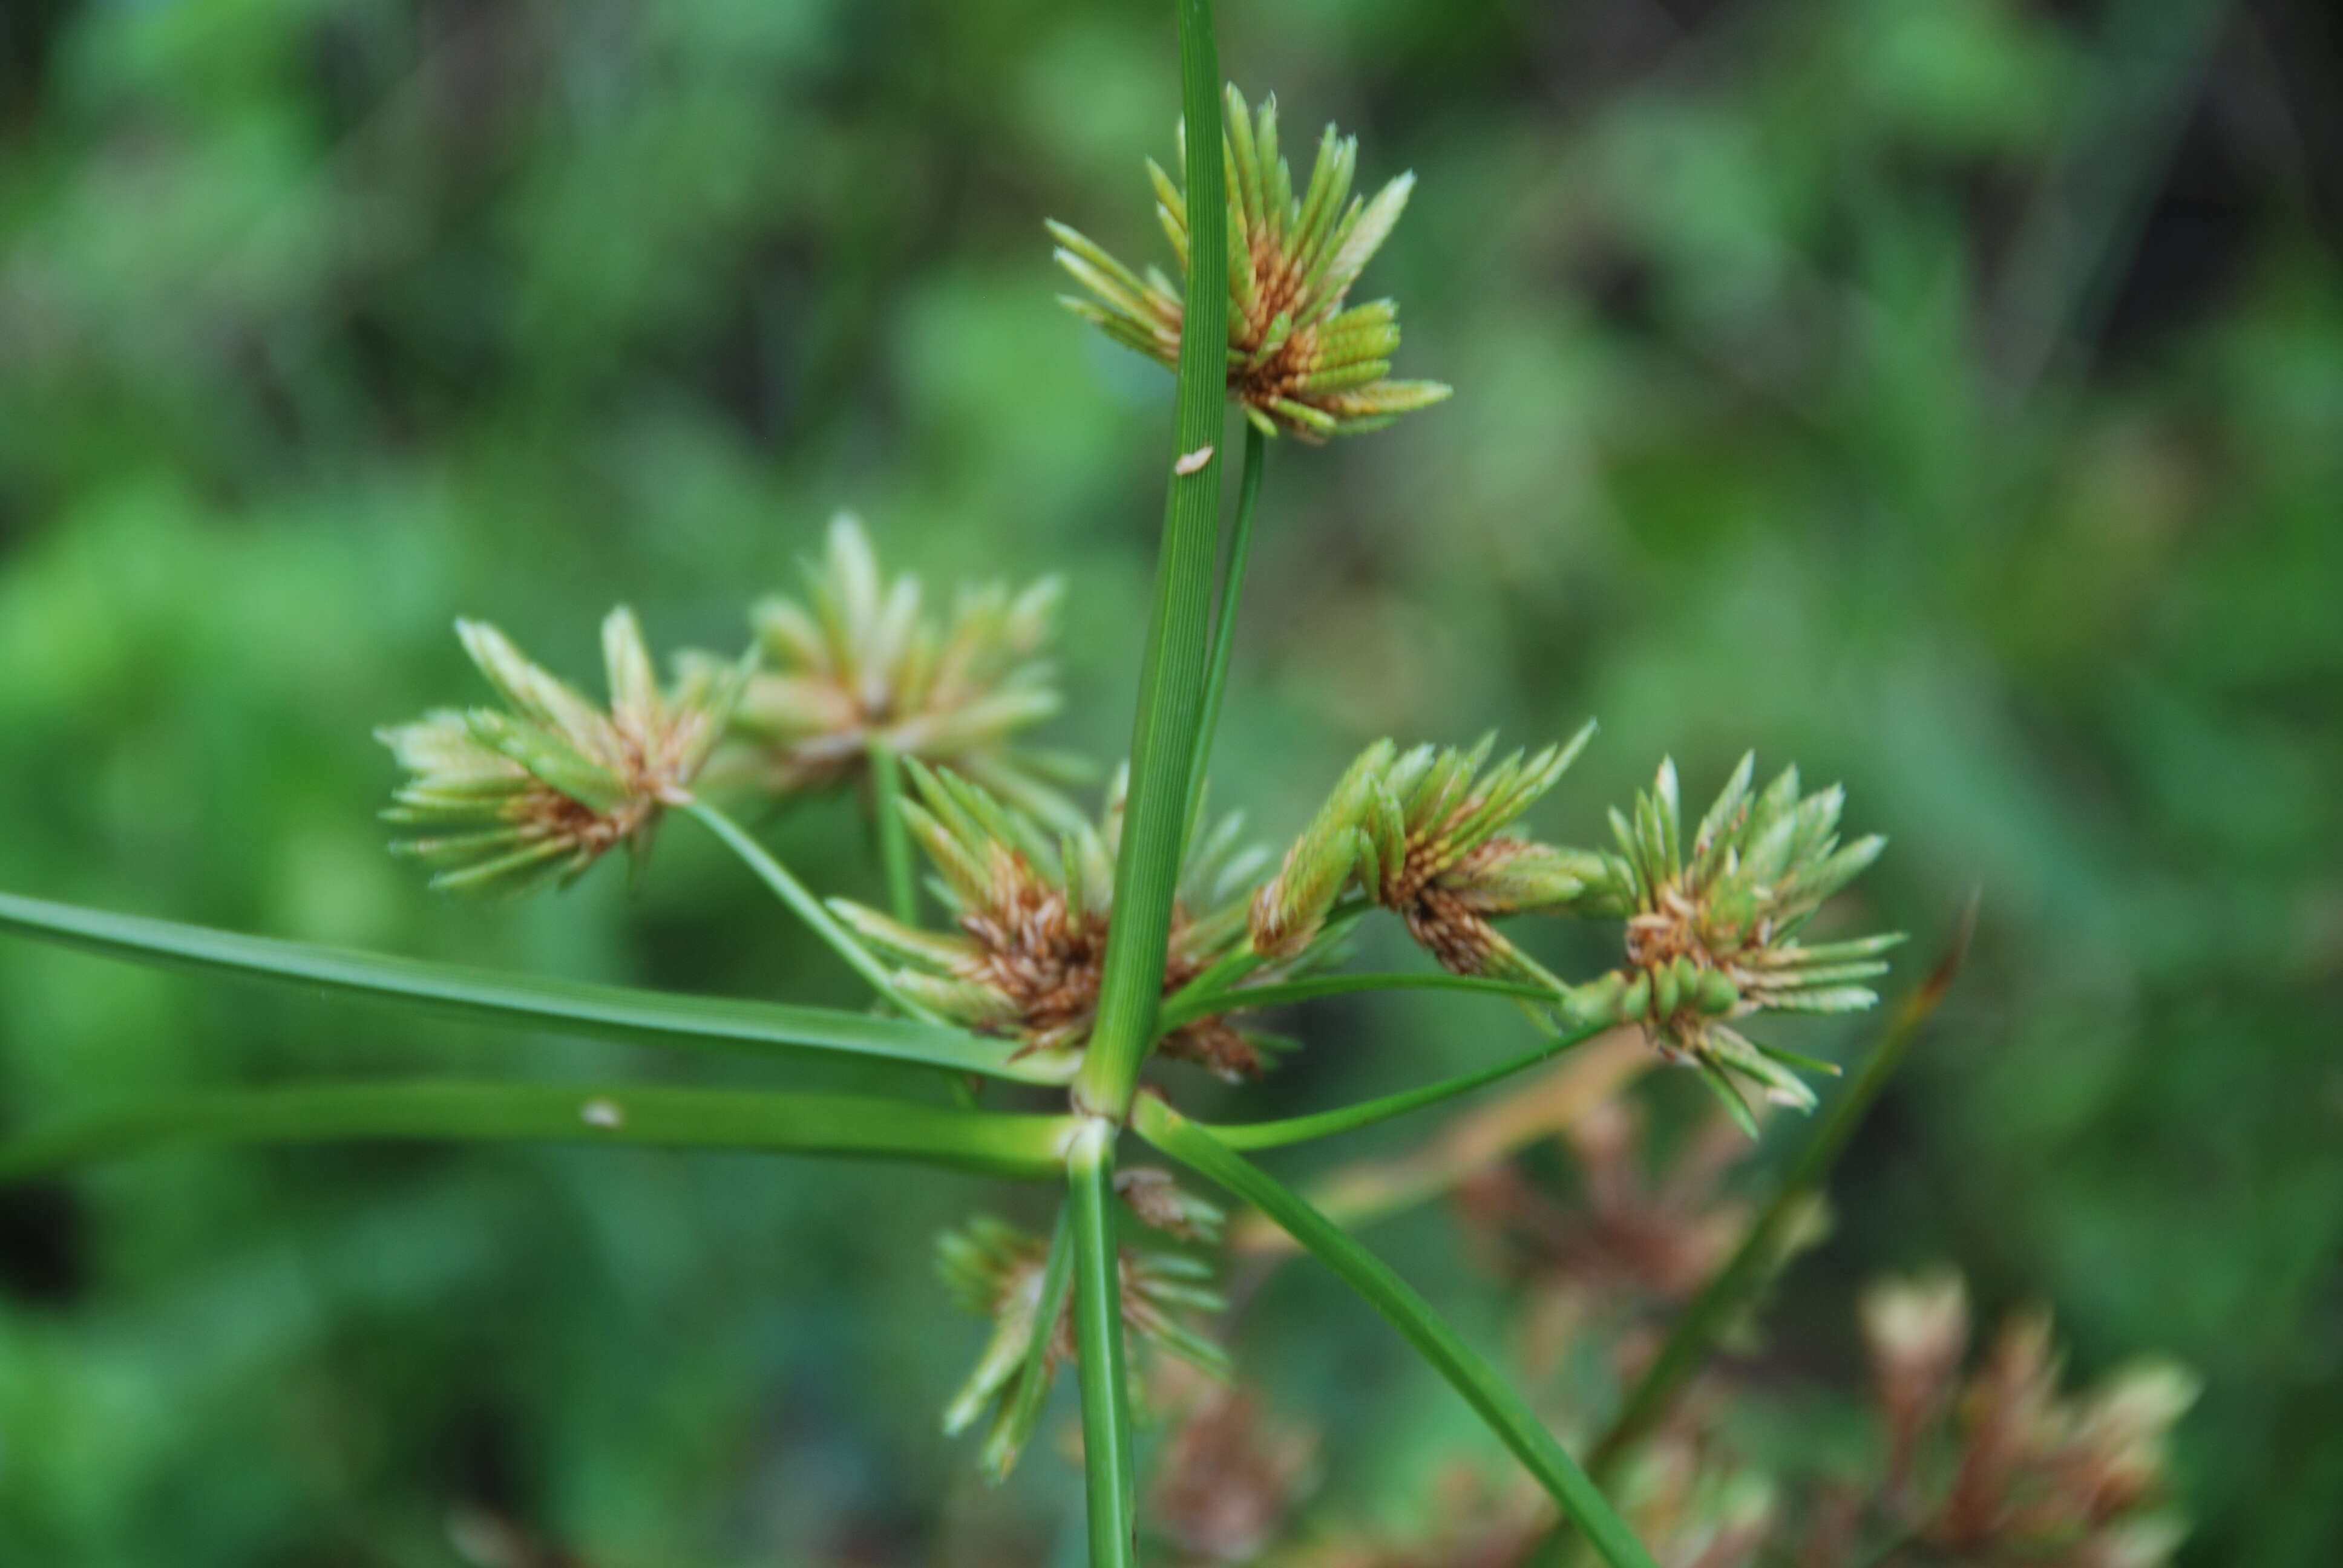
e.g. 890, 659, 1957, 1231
868, 739, 920, 926
1067, 1121, 1138, 1568
1073, 0, 1230, 1122
1185, 422, 1268, 828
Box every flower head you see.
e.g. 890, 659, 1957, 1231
830, 764, 1288, 1081
1149, 1381, 1320, 1564
1250, 727, 1599, 982
1861, 1270, 1971, 1493
1118, 1166, 1227, 1243
1248, 740, 1395, 961
1360, 727, 1601, 979
379, 609, 749, 895
937, 1212, 1225, 1479
724, 515, 1075, 819
1575, 756, 1899, 1119
1457, 1097, 1761, 1307
1051, 84, 1451, 441
1852, 1274, 2197, 1566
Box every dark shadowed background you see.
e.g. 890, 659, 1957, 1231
0, 0, 2338, 1564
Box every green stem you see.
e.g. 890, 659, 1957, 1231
1067, 1120, 1138, 1568
684, 799, 932, 1022
1581, 908, 1975, 1485
0, 1082, 1078, 1184
1194, 1017, 1605, 1151
1073, 0, 1230, 1122
1185, 422, 1267, 827
1165, 945, 1268, 1017
868, 740, 920, 926
1158, 970, 1560, 1034
1159, 897, 1372, 1022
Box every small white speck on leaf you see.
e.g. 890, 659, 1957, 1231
580, 1097, 626, 1129
1173, 445, 1215, 476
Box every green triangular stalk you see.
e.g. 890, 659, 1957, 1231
1191, 1010, 1610, 1151
1074, 0, 1231, 1123
1066, 1121, 1138, 1568
1156, 969, 1561, 1036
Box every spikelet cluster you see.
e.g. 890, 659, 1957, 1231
830, 765, 1283, 1081
379, 610, 750, 894
1573, 756, 1899, 1120
1149, 1379, 1320, 1565
1357, 727, 1601, 980
938, 1200, 1225, 1480
1858, 1272, 2196, 1566
1250, 727, 1600, 984
1458, 1098, 1765, 1306
724, 515, 1075, 820
1052, 85, 1450, 440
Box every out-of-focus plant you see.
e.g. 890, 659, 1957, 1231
1120, 1039, 2190, 1568
0, 5, 2205, 1567
715, 513, 1082, 823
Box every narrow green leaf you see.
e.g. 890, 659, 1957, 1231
1073, 0, 1230, 1122
1135, 1098, 1657, 1568
1067, 1121, 1138, 1568
0, 890, 1066, 1085
1160, 970, 1562, 1034
0, 1082, 1078, 1184
1193, 1017, 1605, 1151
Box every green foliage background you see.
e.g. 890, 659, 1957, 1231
0, 0, 2336, 1563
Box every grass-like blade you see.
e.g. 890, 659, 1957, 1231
1193, 1016, 1605, 1151
1067, 1122, 1138, 1568
1135, 1097, 1658, 1568
0, 1081, 1077, 1184
0, 890, 1067, 1084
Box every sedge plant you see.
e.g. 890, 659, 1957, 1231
0, 8, 1956, 1566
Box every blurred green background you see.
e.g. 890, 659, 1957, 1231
0, 0, 2337, 1563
